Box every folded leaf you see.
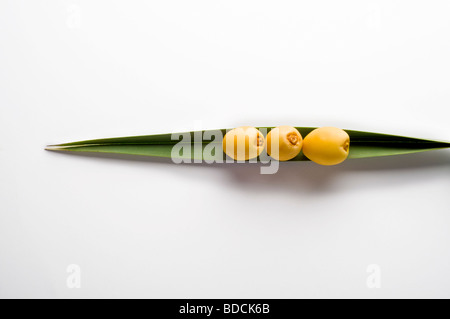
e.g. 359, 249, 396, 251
46, 128, 450, 161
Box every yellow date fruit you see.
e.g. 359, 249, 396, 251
266, 126, 303, 161
302, 127, 350, 166
222, 126, 265, 161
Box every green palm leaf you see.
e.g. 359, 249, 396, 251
46, 127, 450, 161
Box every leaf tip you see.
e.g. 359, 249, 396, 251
45, 145, 64, 152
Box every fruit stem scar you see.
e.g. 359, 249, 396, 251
287, 133, 298, 145
257, 135, 264, 147
343, 141, 349, 152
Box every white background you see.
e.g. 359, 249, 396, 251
1, 0, 450, 299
